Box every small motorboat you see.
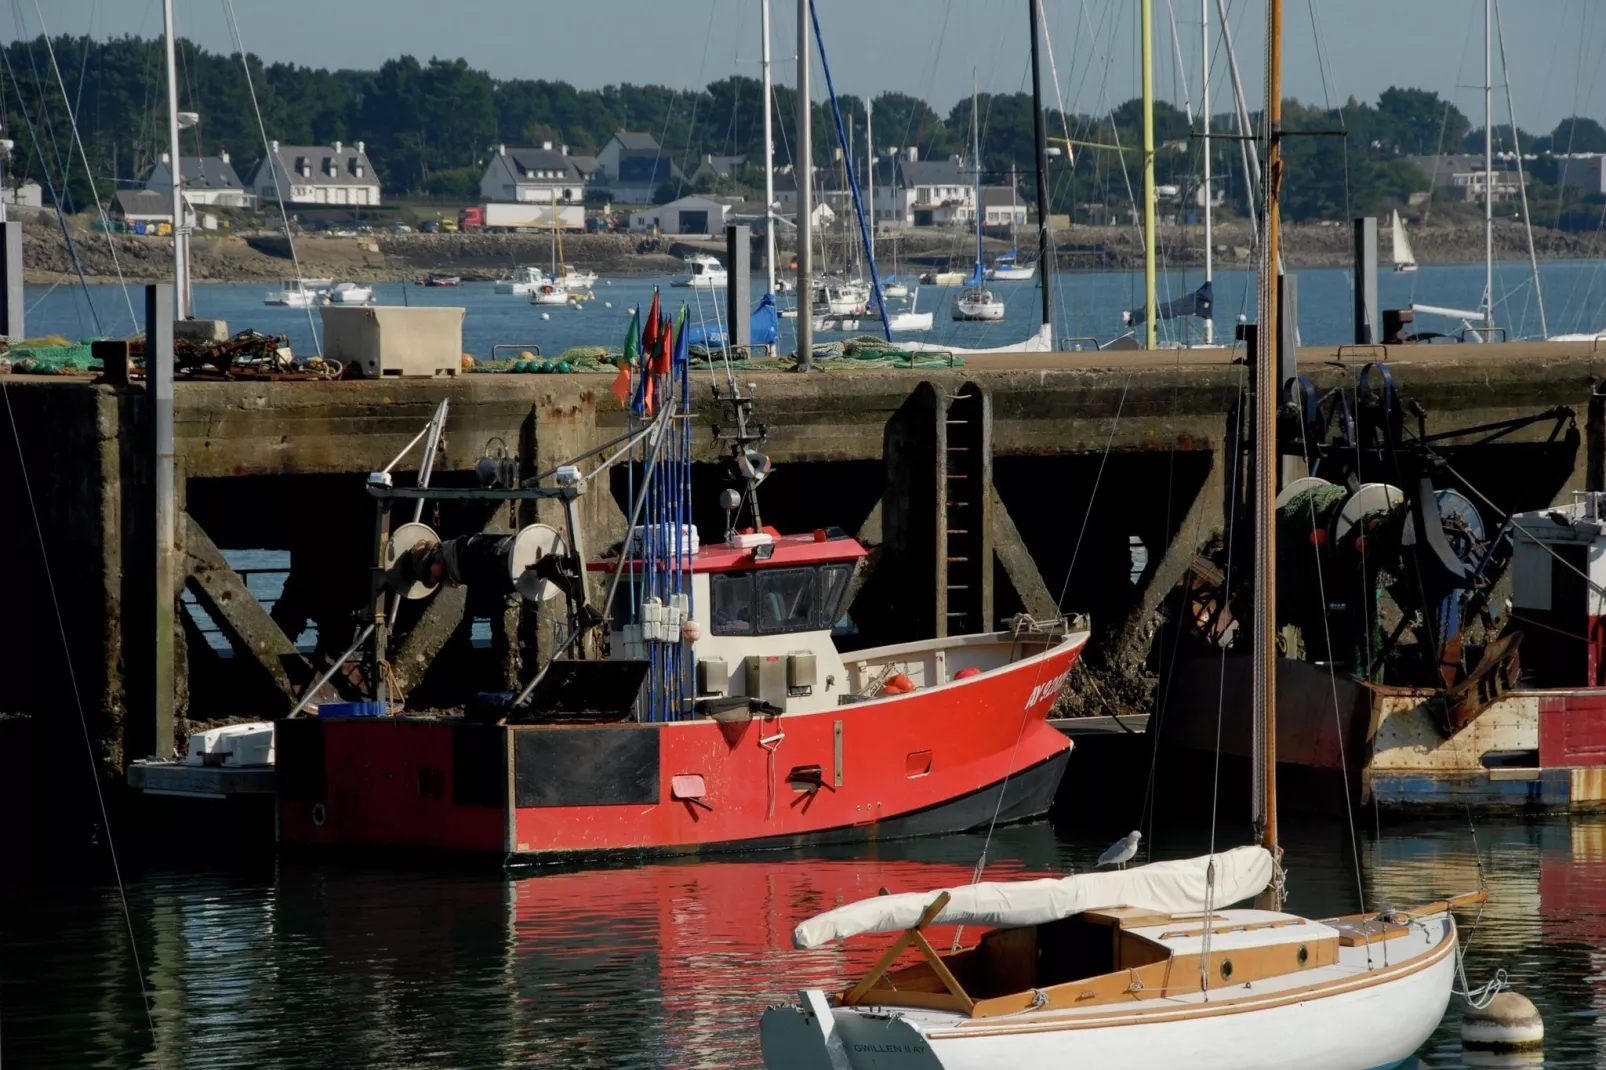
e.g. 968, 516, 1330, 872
556, 264, 599, 291
952, 286, 1005, 321
424, 274, 461, 287
494, 267, 544, 295
670, 253, 729, 289
322, 282, 373, 305
530, 281, 574, 306
264, 278, 332, 307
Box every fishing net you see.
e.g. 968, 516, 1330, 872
1, 336, 101, 374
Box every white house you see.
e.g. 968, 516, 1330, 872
146, 151, 254, 208
1406, 153, 1519, 204
596, 131, 680, 204
773, 170, 839, 229
628, 195, 767, 237
479, 143, 586, 204
980, 186, 1028, 228
1, 180, 42, 208
248, 140, 381, 206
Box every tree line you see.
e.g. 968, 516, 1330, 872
5, 33, 1605, 226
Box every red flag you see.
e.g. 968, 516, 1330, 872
650, 313, 673, 377
641, 288, 662, 362
609, 364, 632, 408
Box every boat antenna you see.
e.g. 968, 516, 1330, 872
1030, 0, 1054, 335
1252, 0, 1285, 911
1140, 0, 1157, 349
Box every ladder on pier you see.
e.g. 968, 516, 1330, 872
936, 385, 993, 637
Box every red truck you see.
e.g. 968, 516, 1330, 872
458, 206, 484, 229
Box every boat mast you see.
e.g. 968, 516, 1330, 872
867, 101, 874, 281
1030, 0, 1054, 333
162, 0, 191, 318
796, 0, 813, 369
971, 68, 982, 281
762, 0, 777, 297
1253, 0, 1284, 905
1201, 0, 1214, 345
1494, 0, 1546, 337
1482, 0, 1494, 331
1141, 0, 1157, 349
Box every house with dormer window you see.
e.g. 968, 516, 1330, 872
248, 140, 381, 206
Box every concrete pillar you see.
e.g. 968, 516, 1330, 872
726, 224, 752, 351
1353, 217, 1378, 345
146, 284, 176, 759
0, 221, 22, 340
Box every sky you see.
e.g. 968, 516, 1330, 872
16, 0, 1606, 135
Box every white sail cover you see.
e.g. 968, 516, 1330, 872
792, 846, 1273, 949
885, 322, 1054, 356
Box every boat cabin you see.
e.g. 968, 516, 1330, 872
600, 527, 864, 715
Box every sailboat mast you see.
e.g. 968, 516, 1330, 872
1141, 0, 1157, 349
867, 101, 875, 279
972, 68, 982, 278
1254, 0, 1284, 887
1029, 0, 1054, 332
762, 0, 777, 297
1483, 0, 1494, 329
796, 0, 814, 369
162, 0, 190, 319
1201, 0, 1214, 345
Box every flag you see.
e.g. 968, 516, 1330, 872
641, 288, 662, 359
612, 307, 639, 408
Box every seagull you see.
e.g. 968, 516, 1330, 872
1097, 830, 1142, 870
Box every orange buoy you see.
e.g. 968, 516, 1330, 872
954, 667, 982, 680
884, 673, 916, 694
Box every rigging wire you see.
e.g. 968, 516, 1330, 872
0, 38, 101, 331
30, 0, 138, 333
2, 379, 164, 1067
221, 0, 320, 352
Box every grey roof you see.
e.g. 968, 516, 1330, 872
896, 157, 970, 188
150, 155, 245, 190
1406, 154, 1517, 179
114, 189, 172, 217
489, 147, 584, 184
254, 144, 379, 187
611, 131, 661, 152
569, 154, 600, 177
979, 185, 1023, 208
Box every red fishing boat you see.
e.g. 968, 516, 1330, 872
275, 316, 1086, 862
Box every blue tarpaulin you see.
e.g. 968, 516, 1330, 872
685, 293, 780, 351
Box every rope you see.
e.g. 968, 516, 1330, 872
2, 376, 164, 1065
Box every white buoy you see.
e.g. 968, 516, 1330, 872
1462, 991, 1543, 1052
540, 312, 551, 321
604, 301, 612, 309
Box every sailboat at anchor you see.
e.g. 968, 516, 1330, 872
1391, 209, 1418, 273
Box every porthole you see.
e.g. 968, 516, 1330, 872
1219, 958, 1233, 981
312, 802, 327, 827
1297, 945, 1309, 966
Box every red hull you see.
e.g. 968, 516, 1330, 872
277, 634, 1085, 859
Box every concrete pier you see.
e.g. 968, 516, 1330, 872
2, 340, 1600, 839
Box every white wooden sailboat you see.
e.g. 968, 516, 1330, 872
761, 851, 1477, 1070
757, 2, 1480, 1066
990, 165, 1036, 280
1391, 209, 1418, 273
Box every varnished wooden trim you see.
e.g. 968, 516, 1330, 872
929, 917, 1456, 1039
1157, 917, 1308, 940
843, 891, 952, 1006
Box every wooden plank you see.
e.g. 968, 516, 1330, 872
990, 485, 1058, 619
843, 892, 952, 1007
180, 512, 306, 704
912, 928, 976, 1015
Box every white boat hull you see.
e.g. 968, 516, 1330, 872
672, 276, 727, 289
992, 265, 1035, 281
495, 281, 535, 295
762, 914, 1456, 1070
881, 283, 910, 300
952, 304, 1005, 322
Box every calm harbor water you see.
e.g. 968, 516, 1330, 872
2, 813, 1601, 1068
23, 256, 1606, 357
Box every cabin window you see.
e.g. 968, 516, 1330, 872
711, 572, 755, 635
819, 563, 853, 627
757, 568, 817, 634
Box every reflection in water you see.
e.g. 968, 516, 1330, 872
4, 816, 1604, 1068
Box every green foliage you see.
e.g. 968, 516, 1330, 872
2, 33, 1600, 225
